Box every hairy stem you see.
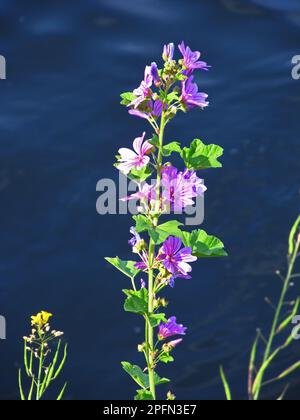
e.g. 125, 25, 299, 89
146, 110, 166, 400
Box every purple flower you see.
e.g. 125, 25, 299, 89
120, 182, 156, 203
152, 99, 163, 118
161, 165, 206, 211
167, 338, 183, 348
129, 66, 153, 108
128, 99, 163, 120
150, 62, 160, 85
128, 227, 143, 252
117, 133, 153, 174
181, 76, 209, 110
159, 317, 187, 340
182, 169, 207, 196
140, 279, 146, 289
135, 251, 150, 271
163, 43, 175, 62
178, 41, 210, 75
157, 236, 197, 277
169, 272, 191, 289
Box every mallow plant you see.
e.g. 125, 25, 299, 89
106, 42, 227, 400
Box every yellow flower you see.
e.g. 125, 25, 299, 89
31, 311, 52, 327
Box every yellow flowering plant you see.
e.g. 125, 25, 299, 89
18, 311, 68, 401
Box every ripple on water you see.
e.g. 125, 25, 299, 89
99, 0, 180, 21
251, 0, 300, 11
21, 14, 74, 36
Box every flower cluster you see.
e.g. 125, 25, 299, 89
107, 41, 225, 401
24, 311, 64, 359
124, 41, 209, 126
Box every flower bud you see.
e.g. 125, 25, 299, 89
167, 391, 176, 401
138, 343, 145, 352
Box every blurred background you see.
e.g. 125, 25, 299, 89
0, 0, 300, 400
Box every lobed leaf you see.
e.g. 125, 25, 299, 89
148, 313, 167, 328
181, 139, 224, 170
162, 142, 182, 157
181, 229, 228, 258
122, 362, 170, 389
120, 92, 137, 106
159, 353, 174, 364
123, 289, 148, 315
105, 257, 140, 279
149, 220, 183, 245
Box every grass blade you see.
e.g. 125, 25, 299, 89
220, 366, 232, 401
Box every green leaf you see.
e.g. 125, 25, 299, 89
149, 220, 183, 245
181, 230, 227, 258
277, 361, 300, 380
120, 92, 137, 106
148, 313, 167, 328
149, 135, 159, 147
276, 298, 300, 335
134, 389, 154, 400
289, 215, 300, 255
220, 366, 232, 401
123, 289, 148, 315
127, 165, 153, 183
122, 362, 170, 389
56, 382, 67, 401
159, 353, 174, 364
105, 257, 140, 279
162, 142, 182, 157
133, 218, 183, 245
181, 139, 224, 170
133, 215, 152, 233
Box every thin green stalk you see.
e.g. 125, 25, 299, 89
147, 240, 156, 400
254, 234, 300, 400
36, 342, 44, 400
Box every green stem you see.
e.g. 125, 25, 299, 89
146, 109, 166, 400
254, 234, 300, 400
36, 342, 44, 401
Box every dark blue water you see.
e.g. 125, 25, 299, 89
0, 0, 300, 400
